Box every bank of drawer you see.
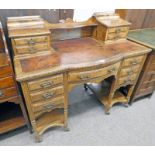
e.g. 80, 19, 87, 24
0, 65, 12, 78
119, 65, 140, 77
30, 86, 64, 103
122, 55, 144, 67
16, 43, 49, 54
108, 27, 129, 33
32, 96, 64, 116
28, 74, 63, 91
14, 35, 49, 46
0, 87, 17, 101
68, 62, 120, 82
0, 76, 15, 89
117, 73, 137, 85
107, 32, 127, 40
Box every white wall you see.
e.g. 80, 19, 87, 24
73, 9, 115, 21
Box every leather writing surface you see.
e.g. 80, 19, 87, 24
20, 37, 150, 73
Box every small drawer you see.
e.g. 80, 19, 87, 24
16, 43, 49, 54
0, 76, 15, 89
143, 73, 155, 83
14, 35, 49, 46
30, 86, 64, 103
28, 74, 63, 91
32, 96, 64, 115
68, 62, 120, 83
118, 73, 137, 86
140, 82, 155, 90
119, 65, 140, 77
0, 65, 12, 78
122, 55, 144, 67
0, 87, 17, 100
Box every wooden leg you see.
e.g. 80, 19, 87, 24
35, 133, 42, 143
84, 83, 88, 91
104, 105, 111, 115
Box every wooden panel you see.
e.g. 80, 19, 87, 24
0, 65, 12, 78
0, 87, 17, 100
143, 10, 155, 28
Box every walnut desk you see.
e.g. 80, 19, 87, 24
7, 15, 151, 142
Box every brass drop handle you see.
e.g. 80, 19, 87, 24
124, 79, 131, 84
40, 81, 53, 88
42, 92, 55, 99
131, 60, 138, 65
79, 74, 90, 80
29, 47, 36, 54
108, 67, 116, 74
0, 91, 3, 97
127, 70, 133, 75
27, 39, 35, 45
116, 28, 121, 33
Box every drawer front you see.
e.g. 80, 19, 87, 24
0, 76, 15, 89
68, 62, 120, 83
28, 74, 63, 91
32, 96, 64, 114
122, 55, 144, 67
118, 73, 137, 85
148, 63, 155, 71
119, 65, 141, 77
0, 65, 12, 78
143, 73, 155, 83
16, 43, 49, 54
14, 35, 49, 46
107, 32, 127, 40
30, 86, 64, 103
108, 27, 129, 33
0, 87, 17, 101
140, 82, 155, 90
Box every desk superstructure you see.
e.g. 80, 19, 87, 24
7, 13, 151, 142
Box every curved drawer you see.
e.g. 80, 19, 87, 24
68, 62, 120, 83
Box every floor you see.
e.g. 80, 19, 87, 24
0, 86, 155, 146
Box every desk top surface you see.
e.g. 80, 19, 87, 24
14, 37, 150, 81
128, 28, 155, 50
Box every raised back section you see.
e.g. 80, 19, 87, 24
46, 18, 97, 41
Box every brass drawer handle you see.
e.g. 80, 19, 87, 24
124, 79, 131, 84
108, 68, 116, 74
42, 92, 55, 99
0, 91, 3, 97
27, 39, 35, 45
116, 28, 121, 33
131, 60, 138, 65
40, 81, 53, 88
29, 47, 36, 54
127, 70, 133, 75
79, 74, 90, 80
43, 104, 55, 112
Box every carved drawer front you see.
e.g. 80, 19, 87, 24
32, 96, 64, 118
0, 87, 17, 100
16, 43, 49, 54
140, 82, 155, 90
0, 65, 12, 78
28, 74, 63, 91
68, 62, 120, 82
118, 73, 137, 85
14, 35, 49, 46
143, 73, 155, 83
119, 65, 140, 77
0, 76, 15, 89
30, 86, 64, 103
137, 87, 154, 95
148, 63, 155, 71
108, 27, 129, 33
122, 55, 144, 67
